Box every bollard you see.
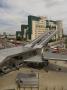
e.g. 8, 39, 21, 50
45, 86, 48, 90
61, 86, 63, 90
53, 87, 55, 90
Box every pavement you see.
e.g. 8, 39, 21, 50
0, 67, 67, 90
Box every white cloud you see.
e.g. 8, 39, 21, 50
0, 0, 67, 34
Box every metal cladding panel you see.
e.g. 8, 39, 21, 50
0, 46, 32, 64
16, 73, 38, 87
24, 55, 42, 63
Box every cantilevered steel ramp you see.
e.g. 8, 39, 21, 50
25, 30, 58, 49
0, 46, 33, 66
24, 52, 67, 63
25, 31, 50, 48
43, 51, 67, 61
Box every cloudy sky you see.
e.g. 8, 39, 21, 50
0, 0, 67, 34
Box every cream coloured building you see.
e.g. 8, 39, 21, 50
31, 17, 47, 40
21, 15, 63, 41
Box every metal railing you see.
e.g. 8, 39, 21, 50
34, 30, 58, 48
25, 30, 58, 49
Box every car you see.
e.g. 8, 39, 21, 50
52, 48, 59, 53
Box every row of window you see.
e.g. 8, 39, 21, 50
36, 25, 45, 28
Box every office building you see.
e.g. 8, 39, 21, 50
16, 31, 22, 40
21, 15, 63, 41
21, 25, 28, 40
